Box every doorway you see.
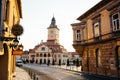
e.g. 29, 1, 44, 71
0, 43, 8, 80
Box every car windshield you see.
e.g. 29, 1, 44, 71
17, 60, 22, 63
17, 61, 22, 63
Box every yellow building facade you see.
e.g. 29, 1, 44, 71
71, 0, 120, 78
0, 0, 22, 80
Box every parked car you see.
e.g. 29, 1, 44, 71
16, 60, 23, 67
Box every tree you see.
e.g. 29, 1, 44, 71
52, 59, 55, 65
36, 60, 38, 64
47, 59, 50, 66
73, 60, 76, 65
58, 59, 61, 66
76, 58, 80, 71
76, 58, 80, 67
26, 59, 29, 63
67, 59, 69, 66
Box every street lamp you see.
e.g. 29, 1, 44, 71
9, 37, 19, 50
0, 23, 24, 55
18, 44, 24, 50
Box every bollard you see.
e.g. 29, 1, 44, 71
33, 72, 36, 80
36, 77, 38, 80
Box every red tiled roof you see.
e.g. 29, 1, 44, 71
29, 49, 35, 53
39, 40, 64, 53
29, 40, 66, 53
42, 40, 62, 53
29, 44, 40, 54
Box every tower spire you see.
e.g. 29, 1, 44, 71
49, 16, 57, 28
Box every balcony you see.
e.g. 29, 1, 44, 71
73, 41, 85, 57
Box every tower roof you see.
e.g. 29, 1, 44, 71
48, 16, 58, 28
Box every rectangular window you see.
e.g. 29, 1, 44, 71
93, 22, 100, 37
112, 12, 120, 31
75, 30, 81, 41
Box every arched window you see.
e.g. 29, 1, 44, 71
41, 47, 45, 51
39, 59, 42, 64
40, 53, 42, 57
48, 53, 50, 57
36, 53, 39, 57
44, 59, 46, 64
44, 53, 46, 57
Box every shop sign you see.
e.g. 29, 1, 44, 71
11, 24, 24, 36
12, 50, 23, 55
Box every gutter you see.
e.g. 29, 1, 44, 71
0, 0, 3, 37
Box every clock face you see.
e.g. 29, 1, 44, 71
50, 35, 53, 38
50, 30, 54, 33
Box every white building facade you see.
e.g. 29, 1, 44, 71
28, 17, 68, 65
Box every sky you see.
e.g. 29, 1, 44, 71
20, 0, 101, 51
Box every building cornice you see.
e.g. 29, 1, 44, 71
77, 0, 112, 20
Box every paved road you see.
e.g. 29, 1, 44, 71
23, 64, 118, 80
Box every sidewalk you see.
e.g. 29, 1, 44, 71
50, 65, 119, 80
12, 67, 31, 80
50, 65, 81, 72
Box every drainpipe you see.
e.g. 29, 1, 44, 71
0, 0, 2, 35
0, 0, 3, 46
0, 0, 4, 38
86, 21, 89, 74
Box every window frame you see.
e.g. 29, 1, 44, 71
75, 30, 81, 41
93, 22, 100, 37
112, 12, 120, 31
96, 49, 101, 67
36, 53, 39, 57
41, 47, 45, 51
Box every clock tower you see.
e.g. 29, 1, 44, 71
47, 17, 59, 43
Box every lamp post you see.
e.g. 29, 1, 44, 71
18, 44, 24, 50
10, 37, 19, 49
0, 24, 23, 51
